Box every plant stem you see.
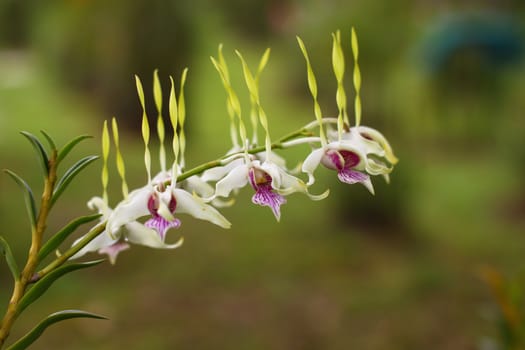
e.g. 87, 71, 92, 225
0, 151, 58, 348
0, 122, 323, 347
34, 223, 106, 281
176, 127, 313, 183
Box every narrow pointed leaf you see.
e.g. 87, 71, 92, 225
39, 130, 56, 152
37, 214, 102, 262
57, 135, 92, 164
0, 236, 20, 282
51, 156, 99, 206
20, 131, 49, 175
18, 260, 105, 314
7, 309, 107, 350
3, 169, 37, 228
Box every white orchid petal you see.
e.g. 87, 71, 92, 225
184, 175, 215, 197
99, 242, 130, 265
302, 148, 325, 186
174, 188, 231, 228
361, 177, 375, 195
157, 199, 176, 222
306, 188, 330, 201
366, 158, 392, 176
87, 197, 111, 215
70, 228, 119, 260
211, 197, 236, 208
259, 162, 283, 189
213, 164, 249, 198
256, 150, 287, 168
341, 128, 385, 159
126, 221, 184, 249
330, 141, 369, 171
356, 126, 398, 164
108, 185, 152, 235
201, 158, 244, 182
277, 170, 304, 192
276, 168, 329, 201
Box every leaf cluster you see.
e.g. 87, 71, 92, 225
1, 132, 107, 349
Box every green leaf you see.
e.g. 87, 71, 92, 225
7, 309, 107, 350
3, 169, 37, 228
17, 259, 105, 315
51, 155, 99, 206
57, 135, 92, 164
39, 130, 56, 152
20, 131, 49, 175
38, 213, 102, 262
0, 236, 20, 281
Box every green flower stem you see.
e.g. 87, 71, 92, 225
0, 151, 58, 348
281, 136, 322, 148
31, 127, 308, 275
303, 117, 339, 131
0, 122, 322, 348
176, 127, 313, 183
33, 223, 106, 281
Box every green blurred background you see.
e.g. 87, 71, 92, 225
1, 0, 525, 349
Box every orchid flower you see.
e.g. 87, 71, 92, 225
298, 29, 398, 195
107, 72, 231, 236
71, 120, 184, 264
204, 47, 328, 220
72, 71, 233, 263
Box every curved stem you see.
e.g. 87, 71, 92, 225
303, 117, 338, 131
176, 126, 313, 183
34, 223, 106, 281
281, 136, 322, 148
0, 121, 327, 348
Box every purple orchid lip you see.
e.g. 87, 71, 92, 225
322, 149, 360, 172
147, 193, 177, 218
145, 193, 181, 240
248, 168, 286, 220
321, 149, 344, 171
320, 149, 370, 186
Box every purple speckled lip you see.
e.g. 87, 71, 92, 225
323, 149, 369, 185
249, 168, 286, 220
145, 194, 181, 241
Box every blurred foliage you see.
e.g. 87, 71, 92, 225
1, 0, 525, 349
480, 267, 525, 350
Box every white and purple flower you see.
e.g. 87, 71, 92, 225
205, 155, 327, 221
298, 29, 397, 194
